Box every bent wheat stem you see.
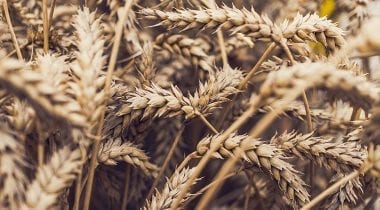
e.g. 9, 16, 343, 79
146, 126, 185, 200
216, 42, 276, 129
197, 111, 219, 134
121, 166, 131, 210
196, 152, 240, 210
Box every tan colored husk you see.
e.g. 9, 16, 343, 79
3, 99, 36, 134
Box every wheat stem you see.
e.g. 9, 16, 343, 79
175, 152, 199, 174
197, 111, 219, 134
286, 45, 314, 191
239, 42, 277, 89
73, 168, 83, 210
185, 172, 236, 204
43, 0, 49, 52
121, 166, 131, 210
2, 0, 23, 60
243, 170, 265, 209
146, 126, 185, 200
48, 0, 57, 30
195, 152, 240, 210
216, 42, 276, 129
201, 0, 229, 67
285, 44, 313, 132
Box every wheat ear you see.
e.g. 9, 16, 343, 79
196, 133, 310, 208
0, 126, 28, 209
273, 131, 366, 173
70, 7, 106, 130
98, 138, 159, 177
110, 66, 242, 130
258, 61, 379, 111
21, 147, 84, 210
0, 55, 86, 127
142, 5, 345, 51
154, 34, 214, 72
143, 167, 198, 210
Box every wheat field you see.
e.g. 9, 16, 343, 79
1, 0, 380, 209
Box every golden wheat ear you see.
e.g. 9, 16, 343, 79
20, 147, 84, 209
196, 133, 310, 208
0, 126, 28, 209
143, 167, 199, 210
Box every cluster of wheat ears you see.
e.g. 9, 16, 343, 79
1, 0, 380, 209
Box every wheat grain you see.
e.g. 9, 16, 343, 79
323, 175, 363, 209
337, 0, 373, 34
0, 1, 379, 209
137, 42, 156, 86
3, 99, 36, 134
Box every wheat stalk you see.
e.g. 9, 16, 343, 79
196, 133, 310, 208
337, 0, 373, 34
137, 41, 156, 86
323, 174, 363, 209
